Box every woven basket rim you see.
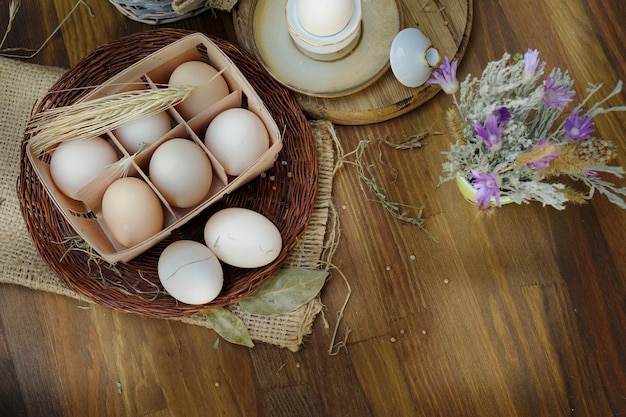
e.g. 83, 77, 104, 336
17, 29, 319, 318
109, 1, 211, 25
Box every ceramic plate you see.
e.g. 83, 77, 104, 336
251, 0, 401, 98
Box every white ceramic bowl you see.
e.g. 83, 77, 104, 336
285, 0, 362, 56
390, 28, 441, 88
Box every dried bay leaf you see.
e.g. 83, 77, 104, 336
239, 268, 328, 316
205, 308, 254, 348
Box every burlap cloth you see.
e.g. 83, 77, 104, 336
0, 56, 339, 352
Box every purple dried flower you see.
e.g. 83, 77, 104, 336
522, 49, 540, 82
493, 106, 511, 124
564, 111, 595, 140
469, 170, 501, 208
542, 74, 575, 110
473, 113, 503, 149
427, 56, 459, 95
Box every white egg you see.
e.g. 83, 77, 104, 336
296, 0, 354, 37
49, 137, 118, 200
168, 61, 230, 120
149, 138, 213, 208
113, 111, 172, 153
158, 240, 224, 305
204, 207, 282, 268
101, 177, 164, 247
204, 108, 270, 176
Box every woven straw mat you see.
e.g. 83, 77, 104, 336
0, 56, 338, 352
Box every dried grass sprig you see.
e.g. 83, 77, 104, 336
95, 155, 137, 185
382, 123, 439, 150
560, 187, 588, 205
509, 141, 559, 170
543, 139, 617, 178
27, 85, 196, 154
1, 0, 94, 59
350, 140, 430, 233
112, 154, 138, 177
57, 235, 121, 278
0, 0, 21, 51
543, 143, 589, 177
445, 107, 466, 145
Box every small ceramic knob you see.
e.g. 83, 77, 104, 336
390, 28, 441, 88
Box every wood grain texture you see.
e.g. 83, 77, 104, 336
1, 0, 625, 416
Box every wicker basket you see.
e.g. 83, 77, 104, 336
18, 28, 318, 318
109, 0, 211, 24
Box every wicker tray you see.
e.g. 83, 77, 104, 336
17, 28, 318, 318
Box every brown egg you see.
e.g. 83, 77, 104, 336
102, 177, 164, 247
168, 61, 229, 119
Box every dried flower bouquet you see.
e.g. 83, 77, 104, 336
429, 50, 626, 209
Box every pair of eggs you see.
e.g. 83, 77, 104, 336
99, 138, 212, 249
48, 138, 166, 249
157, 207, 283, 305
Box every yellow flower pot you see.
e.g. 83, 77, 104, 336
454, 173, 513, 207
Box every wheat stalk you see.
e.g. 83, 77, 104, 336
107, 154, 137, 178
27, 64, 228, 153
26, 85, 196, 154
542, 143, 588, 177
445, 107, 466, 145
511, 141, 559, 169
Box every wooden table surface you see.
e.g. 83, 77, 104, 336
2, 1, 625, 416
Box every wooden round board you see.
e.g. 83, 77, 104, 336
250, 0, 400, 98
233, 0, 473, 125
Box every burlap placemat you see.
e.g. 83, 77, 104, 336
0, 56, 338, 352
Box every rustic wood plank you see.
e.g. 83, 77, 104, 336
0, 287, 67, 417
0, 313, 28, 417
1, 0, 625, 416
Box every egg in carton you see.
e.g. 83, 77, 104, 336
27, 33, 283, 264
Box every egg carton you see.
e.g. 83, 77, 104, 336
27, 33, 283, 264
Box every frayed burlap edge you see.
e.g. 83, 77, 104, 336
0, 56, 338, 352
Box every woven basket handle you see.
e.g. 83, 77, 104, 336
172, 0, 203, 15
